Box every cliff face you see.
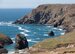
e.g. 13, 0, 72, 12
14, 4, 75, 32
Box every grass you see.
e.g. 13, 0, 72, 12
0, 33, 11, 44
33, 31, 75, 50
0, 33, 8, 40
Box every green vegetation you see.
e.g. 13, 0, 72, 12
33, 31, 75, 50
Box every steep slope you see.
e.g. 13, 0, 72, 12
14, 4, 75, 32
30, 31, 75, 54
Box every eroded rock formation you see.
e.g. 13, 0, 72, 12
14, 4, 75, 32
15, 34, 29, 50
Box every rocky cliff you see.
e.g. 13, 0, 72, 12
14, 4, 75, 32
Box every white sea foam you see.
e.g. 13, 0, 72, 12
20, 32, 29, 36
43, 34, 48, 36
18, 26, 25, 31
31, 41, 38, 43
11, 38, 15, 40
11, 38, 15, 43
61, 32, 65, 35
17, 26, 30, 32
27, 39, 32, 42
58, 28, 63, 31
53, 28, 57, 30
27, 39, 38, 43
24, 29, 30, 32
8, 51, 14, 54
47, 26, 51, 28
0, 21, 13, 26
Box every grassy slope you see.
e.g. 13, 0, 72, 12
0, 33, 13, 45
33, 31, 75, 49
0, 33, 8, 40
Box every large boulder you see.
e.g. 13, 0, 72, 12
0, 33, 13, 45
15, 34, 29, 50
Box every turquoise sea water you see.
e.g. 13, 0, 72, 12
0, 9, 65, 53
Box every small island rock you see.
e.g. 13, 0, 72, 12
15, 34, 29, 50
48, 31, 55, 36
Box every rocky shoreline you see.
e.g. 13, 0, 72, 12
0, 33, 13, 54
13, 31, 75, 54
12, 4, 75, 54
13, 4, 75, 32
0, 33, 29, 54
1, 4, 75, 54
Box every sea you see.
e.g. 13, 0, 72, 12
0, 9, 65, 54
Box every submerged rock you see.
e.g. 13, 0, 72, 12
15, 34, 29, 50
48, 31, 55, 36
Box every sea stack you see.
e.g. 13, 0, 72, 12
15, 34, 29, 50
48, 31, 55, 36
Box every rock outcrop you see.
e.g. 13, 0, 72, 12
0, 33, 13, 45
0, 33, 13, 54
14, 4, 75, 32
15, 34, 29, 50
48, 31, 55, 36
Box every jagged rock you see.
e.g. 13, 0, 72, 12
13, 4, 75, 32
0, 33, 13, 54
48, 31, 55, 36
0, 41, 4, 49
15, 34, 29, 50
0, 33, 13, 45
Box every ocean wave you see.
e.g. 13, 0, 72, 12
53, 28, 57, 30
20, 32, 29, 36
47, 26, 51, 28
27, 39, 38, 43
58, 28, 63, 31
43, 34, 48, 36
16, 26, 30, 33
18, 26, 25, 31
0, 21, 13, 26
11, 38, 15, 43
27, 39, 32, 42
8, 51, 14, 54
53, 27, 63, 31
60, 32, 65, 35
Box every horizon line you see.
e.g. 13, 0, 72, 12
0, 3, 75, 9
